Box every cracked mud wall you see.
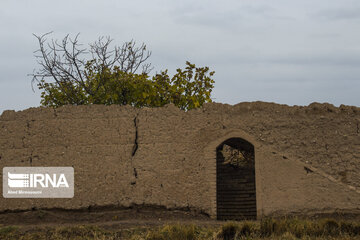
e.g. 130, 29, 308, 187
0, 102, 360, 217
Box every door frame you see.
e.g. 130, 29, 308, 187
203, 129, 263, 219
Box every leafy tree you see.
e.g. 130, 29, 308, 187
31, 33, 215, 110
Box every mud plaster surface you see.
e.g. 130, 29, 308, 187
0, 102, 359, 217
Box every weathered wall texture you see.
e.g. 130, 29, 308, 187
0, 102, 360, 218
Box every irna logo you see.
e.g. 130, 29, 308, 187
3, 167, 74, 198
8, 172, 69, 188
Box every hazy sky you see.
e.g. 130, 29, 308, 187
1, 0, 359, 114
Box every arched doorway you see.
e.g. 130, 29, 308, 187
216, 138, 256, 220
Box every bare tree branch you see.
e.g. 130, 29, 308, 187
30, 32, 153, 104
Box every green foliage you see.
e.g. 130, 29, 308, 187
32, 33, 215, 110
37, 61, 215, 110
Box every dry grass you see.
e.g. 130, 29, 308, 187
1, 218, 360, 239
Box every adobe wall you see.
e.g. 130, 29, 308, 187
0, 102, 360, 218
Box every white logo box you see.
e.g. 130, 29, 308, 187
3, 167, 74, 198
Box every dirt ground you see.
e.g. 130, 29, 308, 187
1, 205, 360, 231
0, 205, 224, 231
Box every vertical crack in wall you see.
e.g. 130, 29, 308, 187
357, 122, 359, 134
131, 114, 139, 184
132, 115, 139, 157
